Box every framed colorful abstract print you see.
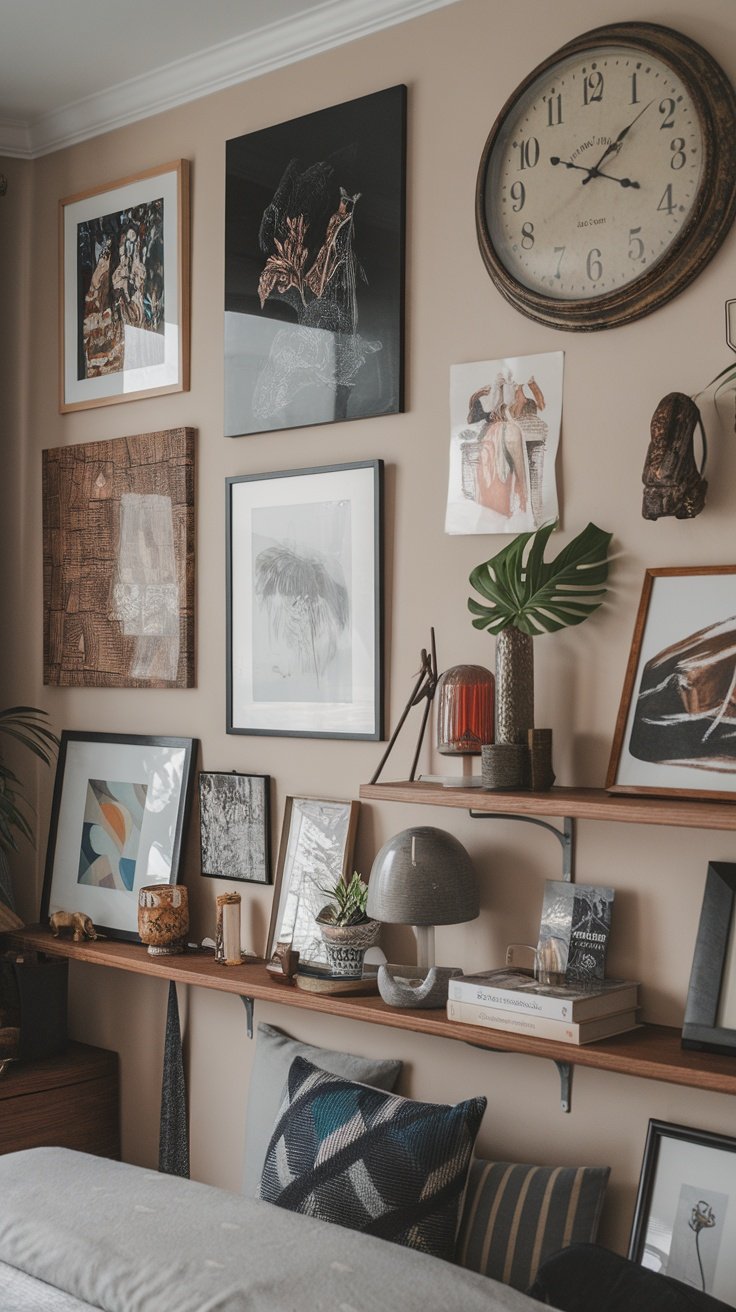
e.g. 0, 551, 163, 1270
227, 459, 383, 739
607, 567, 736, 800
40, 732, 196, 941
43, 428, 195, 688
59, 159, 190, 412
224, 86, 405, 436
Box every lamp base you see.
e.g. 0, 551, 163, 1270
418, 774, 484, 789
377, 962, 462, 1009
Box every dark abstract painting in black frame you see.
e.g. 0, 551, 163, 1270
199, 772, 271, 885
682, 862, 736, 1057
225, 85, 406, 437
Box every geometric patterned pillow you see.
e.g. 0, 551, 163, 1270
456, 1158, 610, 1290
259, 1055, 486, 1262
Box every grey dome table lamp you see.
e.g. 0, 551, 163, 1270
366, 826, 479, 1008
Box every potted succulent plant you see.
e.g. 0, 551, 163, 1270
316, 872, 380, 978
468, 521, 612, 745
0, 706, 58, 920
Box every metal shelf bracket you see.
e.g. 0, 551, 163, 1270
241, 995, 254, 1039
464, 1041, 573, 1111
468, 811, 575, 881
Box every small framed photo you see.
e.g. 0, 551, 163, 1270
629, 1119, 736, 1301
607, 566, 736, 799
682, 862, 736, 1057
40, 731, 196, 941
266, 796, 359, 969
198, 771, 271, 885
59, 159, 190, 412
227, 460, 383, 739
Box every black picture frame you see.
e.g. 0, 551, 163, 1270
226, 459, 383, 740
224, 85, 406, 437
682, 862, 736, 1057
629, 1119, 736, 1299
198, 771, 271, 885
41, 731, 196, 942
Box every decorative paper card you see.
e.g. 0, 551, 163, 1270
445, 351, 563, 535
538, 878, 614, 984
43, 428, 195, 688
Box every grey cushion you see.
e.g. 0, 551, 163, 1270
242, 1021, 402, 1196
456, 1158, 610, 1290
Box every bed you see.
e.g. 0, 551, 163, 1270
0, 1148, 551, 1312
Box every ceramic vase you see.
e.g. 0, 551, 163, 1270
495, 627, 534, 744
138, 884, 189, 955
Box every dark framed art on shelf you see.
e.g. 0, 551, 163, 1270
226, 459, 383, 740
629, 1119, 736, 1301
59, 159, 190, 412
199, 771, 271, 885
40, 732, 196, 941
224, 85, 406, 437
682, 862, 736, 1057
43, 428, 195, 688
607, 566, 736, 800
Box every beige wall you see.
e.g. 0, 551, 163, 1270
3, 0, 736, 1255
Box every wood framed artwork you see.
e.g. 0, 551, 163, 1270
266, 796, 359, 970
607, 567, 736, 799
199, 772, 271, 885
629, 1119, 736, 1300
40, 732, 196, 942
682, 862, 736, 1057
59, 159, 190, 412
43, 428, 195, 688
226, 460, 383, 739
224, 85, 406, 437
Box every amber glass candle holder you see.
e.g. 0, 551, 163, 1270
436, 664, 495, 756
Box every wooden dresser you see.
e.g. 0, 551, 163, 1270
0, 1041, 119, 1159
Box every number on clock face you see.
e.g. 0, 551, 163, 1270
485, 45, 704, 300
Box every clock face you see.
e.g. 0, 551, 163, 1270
476, 24, 736, 329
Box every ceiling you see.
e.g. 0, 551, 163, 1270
0, 0, 456, 158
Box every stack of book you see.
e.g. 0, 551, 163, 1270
446, 969, 640, 1045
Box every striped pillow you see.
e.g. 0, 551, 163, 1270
456, 1158, 610, 1290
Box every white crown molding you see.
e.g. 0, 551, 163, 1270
0, 118, 33, 160
0, 0, 460, 159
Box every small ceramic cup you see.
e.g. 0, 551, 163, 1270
137, 884, 189, 955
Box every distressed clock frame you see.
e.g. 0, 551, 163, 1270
475, 22, 736, 331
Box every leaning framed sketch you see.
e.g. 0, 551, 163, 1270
59, 159, 190, 412
266, 796, 359, 970
40, 732, 196, 941
227, 460, 383, 739
629, 1119, 736, 1301
199, 771, 271, 884
607, 566, 736, 799
682, 862, 736, 1056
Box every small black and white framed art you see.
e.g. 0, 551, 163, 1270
226, 459, 383, 740
198, 771, 271, 885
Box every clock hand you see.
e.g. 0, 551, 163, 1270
550, 156, 640, 187
581, 100, 654, 183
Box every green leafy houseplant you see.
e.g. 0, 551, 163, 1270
317, 871, 370, 926
468, 521, 612, 636
468, 522, 612, 752
0, 707, 58, 912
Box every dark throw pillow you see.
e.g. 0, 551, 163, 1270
528, 1243, 733, 1311
259, 1055, 486, 1261
456, 1158, 610, 1290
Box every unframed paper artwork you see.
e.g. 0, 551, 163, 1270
445, 351, 564, 535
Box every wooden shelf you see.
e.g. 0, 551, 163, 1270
10, 927, 736, 1100
359, 780, 736, 830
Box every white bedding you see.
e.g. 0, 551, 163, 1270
0, 1148, 553, 1312
0, 1260, 99, 1311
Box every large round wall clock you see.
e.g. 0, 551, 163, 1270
475, 22, 736, 330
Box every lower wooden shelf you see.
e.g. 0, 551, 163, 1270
9, 926, 736, 1100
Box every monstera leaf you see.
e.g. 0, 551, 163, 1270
468, 521, 612, 637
